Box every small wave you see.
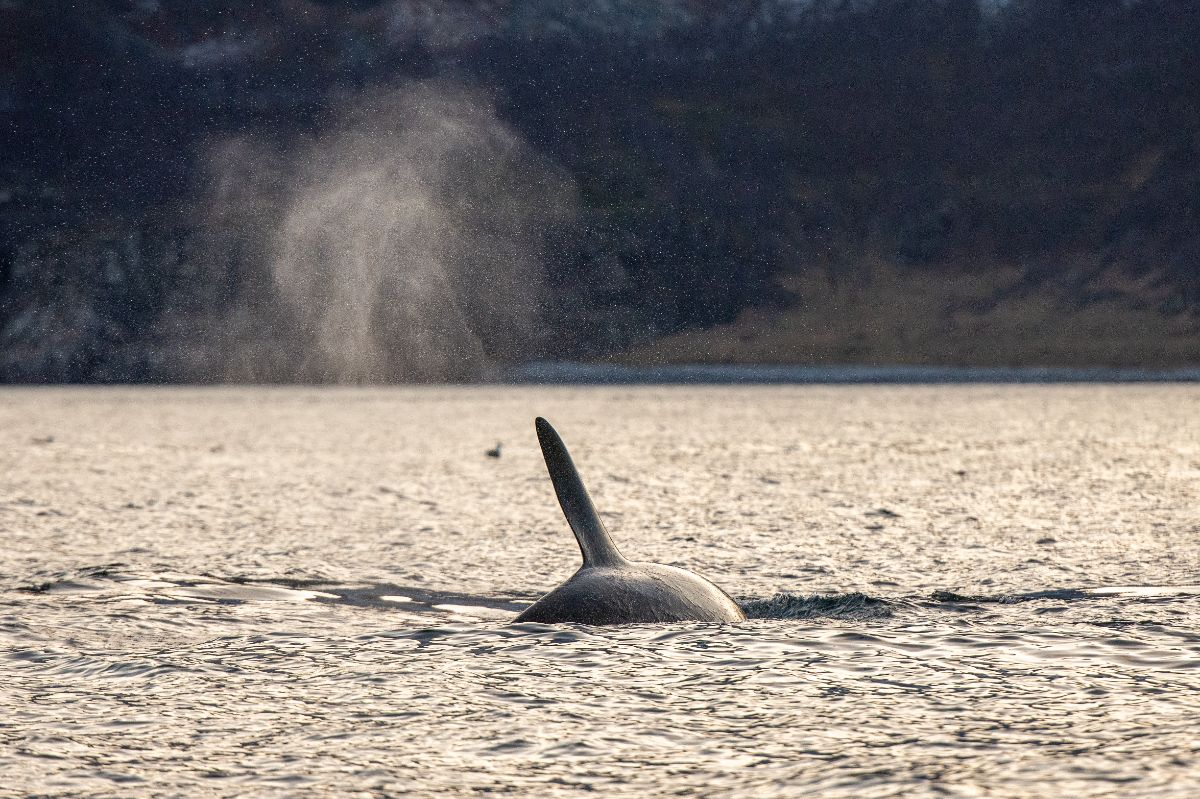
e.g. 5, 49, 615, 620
11, 568, 340, 606
929, 588, 1091, 605
930, 585, 1200, 605
740, 592, 895, 620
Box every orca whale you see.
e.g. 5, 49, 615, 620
514, 418, 746, 625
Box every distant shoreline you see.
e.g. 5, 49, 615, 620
4, 363, 1200, 387
505, 362, 1200, 385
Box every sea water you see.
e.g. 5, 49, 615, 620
2, 385, 1198, 797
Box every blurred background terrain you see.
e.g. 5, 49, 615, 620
1, 0, 1198, 382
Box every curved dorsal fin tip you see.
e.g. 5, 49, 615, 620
533, 417, 626, 568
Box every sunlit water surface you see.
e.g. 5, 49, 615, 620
2, 386, 1198, 797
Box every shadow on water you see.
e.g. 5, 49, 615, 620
13, 567, 1200, 625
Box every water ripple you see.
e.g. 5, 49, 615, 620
5, 386, 1200, 796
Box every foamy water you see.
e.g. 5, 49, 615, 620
3, 386, 1198, 796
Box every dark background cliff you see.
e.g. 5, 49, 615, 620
2, 0, 1198, 381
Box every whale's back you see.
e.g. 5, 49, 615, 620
515, 562, 745, 625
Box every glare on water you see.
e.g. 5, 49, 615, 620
2, 385, 1198, 797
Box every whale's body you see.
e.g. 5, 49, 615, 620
515, 418, 745, 626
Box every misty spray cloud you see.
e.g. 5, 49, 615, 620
193, 82, 577, 383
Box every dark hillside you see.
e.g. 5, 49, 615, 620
2, 0, 1198, 380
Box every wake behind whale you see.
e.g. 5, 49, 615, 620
515, 418, 745, 625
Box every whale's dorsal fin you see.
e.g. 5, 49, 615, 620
535, 417, 627, 568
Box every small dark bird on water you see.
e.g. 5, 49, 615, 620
486, 442, 503, 458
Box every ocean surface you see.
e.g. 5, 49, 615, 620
2, 385, 1198, 797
